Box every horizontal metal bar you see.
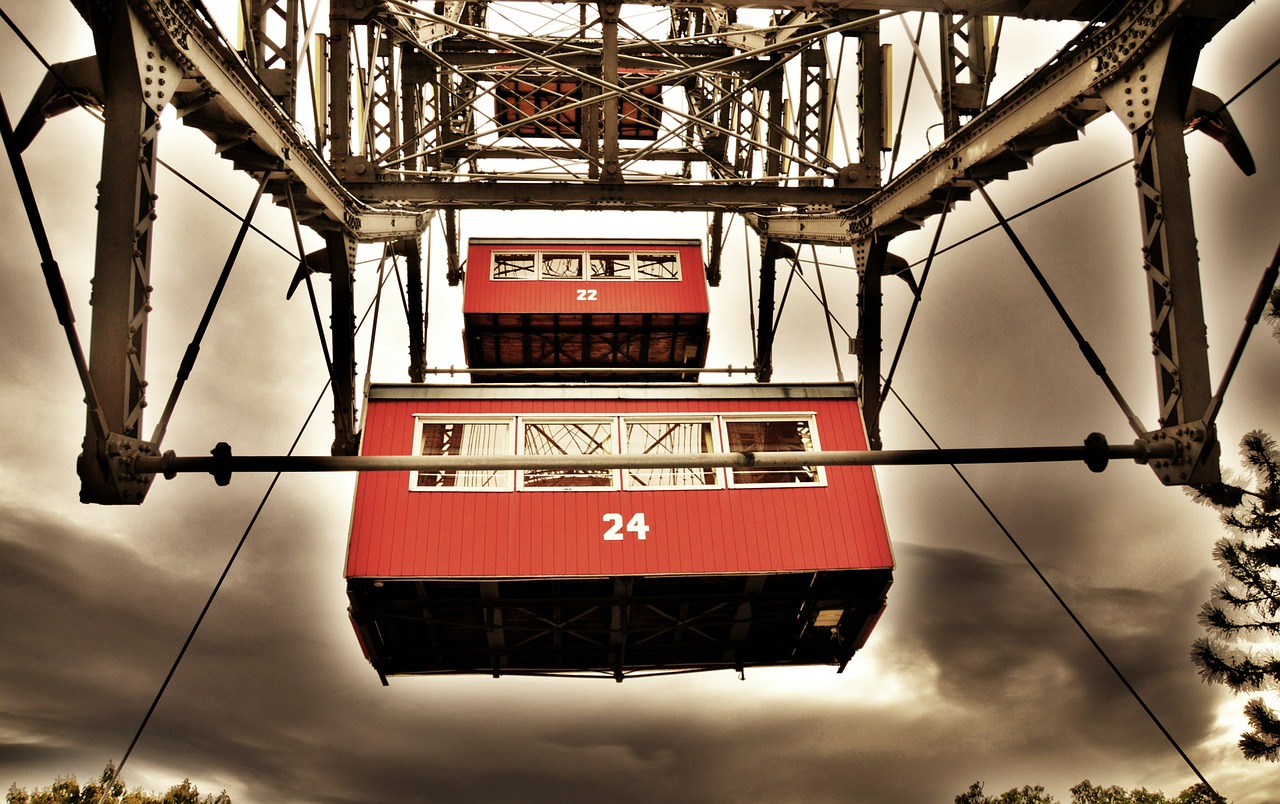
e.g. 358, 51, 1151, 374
418, 366, 753, 376
350, 181, 874, 212
134, 435, 1175, 480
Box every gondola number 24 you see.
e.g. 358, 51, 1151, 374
603, 512, 649, 541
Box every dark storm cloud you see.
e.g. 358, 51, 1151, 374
887, 541, 1222, 770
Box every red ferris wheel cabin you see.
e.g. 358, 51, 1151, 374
346, 383, 894, 682
462, 239, 710, 382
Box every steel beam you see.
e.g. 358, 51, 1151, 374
390, 238, 426, 382
939, 13, 991, 136
351, 181, 872, 210
760, 0, 1251, 245
243, 0, 300, 117
756, 239, 780, 382
79, 0, 161, 504
853, 23, 884, 188
325, 231, 359, 456
855, 236, 887, 451
134, 0, 423, 238
1103, 26, 1221, 484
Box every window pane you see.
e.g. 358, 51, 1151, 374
522, 420, 614, 488
417, 422, 512, 489
624, 420, 715, 488
493, 253, 535, 280
635, 253, 680, 280
541, 253, 583, 279
725, 419, 818, 485
589, 253, 632, 280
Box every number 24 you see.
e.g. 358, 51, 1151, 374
603, 512, 649, 541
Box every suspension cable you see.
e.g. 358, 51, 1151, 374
283, 184, 337, 383
810, 244, 845, 382
883, 383, 1219, 796
880, 189, 952, 408
119, 382, 329, 773
119, 256, 400, 772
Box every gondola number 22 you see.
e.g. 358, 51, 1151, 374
603, 512, 649, 541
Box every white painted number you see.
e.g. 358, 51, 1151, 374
626, 512, 649, 540
602, 513, 624, 540
602, 512, 649, 541
576, 288, 598, 301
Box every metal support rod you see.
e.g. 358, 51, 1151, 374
857, 236, 887, 450
326, 231, 358, 455
414, 365, 757, 376
395, 238, 425, 383
599, 1, 621, 182
811, 244, 845, 383
1203, 238, 1280, 429
135, 435, 1174, 478
756, 239, 779, 382
881, 192, 950, 408
977, 183, 1149, 438
0, 90, 110, 441
150, 173, 270, 447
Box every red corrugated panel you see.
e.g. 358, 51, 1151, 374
463, 240, 708, 315
347, 386, 893, 579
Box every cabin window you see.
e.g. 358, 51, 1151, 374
408, 412, 825, 491
413, 419, 514, 490
589, 253, 632, 280
492, 252, 536, 280
635, 253, 680, 280
622, 418, 717, 489
488, 249, 682, 281
723, 417, 821, 486
520, 418, 617, 489
541, 253, 584, 279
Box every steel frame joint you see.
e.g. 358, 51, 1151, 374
1141, 421, 1219, 486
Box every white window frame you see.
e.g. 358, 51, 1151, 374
489, 249, 682, 282
538, 251, 586, 280
410, 415, 517, 491
517, 416, 620, 491
720, 412, 827, 488
620, 415, 723, 490
633, 252, 682, 281
490, 251, 537, 280
404, 411, 826, 492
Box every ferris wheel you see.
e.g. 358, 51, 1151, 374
2, 0, 1271, 681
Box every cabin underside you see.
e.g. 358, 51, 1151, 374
347, 569, 892, 681
463, 312, 709, 382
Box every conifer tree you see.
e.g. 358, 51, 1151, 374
1190, 430, 1280, 762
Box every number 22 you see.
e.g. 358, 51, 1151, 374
576, 288, 598, 301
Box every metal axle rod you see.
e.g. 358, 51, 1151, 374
134, 434, 1177, 486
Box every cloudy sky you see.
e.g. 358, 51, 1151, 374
2, 1, 1278, 802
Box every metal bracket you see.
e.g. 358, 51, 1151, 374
78, 433, 159, 504
127, 3, 181, 114
1141, 420, 1216, 485
1099, 36, 1174, 133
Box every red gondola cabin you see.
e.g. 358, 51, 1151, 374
462, 239, 710, 381
346, 383, 894, 681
